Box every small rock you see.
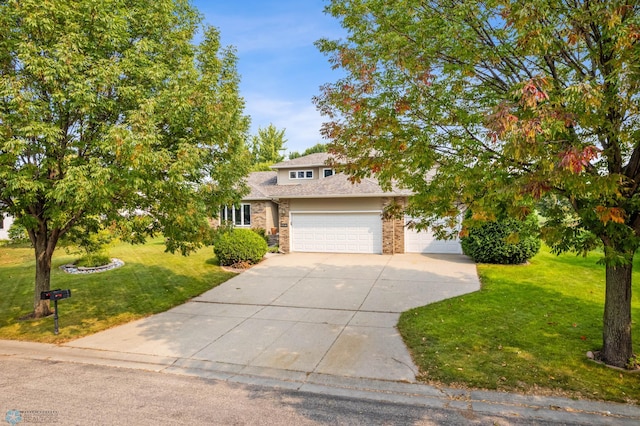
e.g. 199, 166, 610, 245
586, 351, 594, 359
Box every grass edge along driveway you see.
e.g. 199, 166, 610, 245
398, 246, 640, 404
0, 238, 235, 343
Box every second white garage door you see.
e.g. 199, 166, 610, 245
404, 217, 463, 254
290, 212, 382, 254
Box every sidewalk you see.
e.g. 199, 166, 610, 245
1, 339, 639, 425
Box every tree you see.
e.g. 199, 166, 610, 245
250, 124, 287, 168
289, 143, 327, 160
315, 0, 640, 368
0, 0, 250, 318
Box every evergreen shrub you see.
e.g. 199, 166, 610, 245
214, 228, 268, 266
461, 215, 540, 264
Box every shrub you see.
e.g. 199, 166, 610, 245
214, 228, 268, 266
62, 224, 114, 256
8, 222, 30, 244
75, 252, 112, 267
252, 227, 269, 244
461, 214, 541, 264
210, 221, 234, 246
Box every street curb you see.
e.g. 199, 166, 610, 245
1, 340, 639, 425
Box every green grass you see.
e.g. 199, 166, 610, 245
399, 246, 640, 404
0, 238, 235, 343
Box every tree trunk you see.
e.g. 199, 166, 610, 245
33, 234, 53, 318
602, 261, 633, 368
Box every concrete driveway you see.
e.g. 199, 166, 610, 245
66, 253, 480, 383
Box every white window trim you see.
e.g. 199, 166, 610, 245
221, 203, 251, 227
289, 170, 314, 180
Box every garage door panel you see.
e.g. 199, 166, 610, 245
291, 213, 382, 254
404, 217, 462, 254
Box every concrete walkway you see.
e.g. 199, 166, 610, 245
65, 253, 480, 382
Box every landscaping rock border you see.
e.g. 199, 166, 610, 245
60, 258, 124, 274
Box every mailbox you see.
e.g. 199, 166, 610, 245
41, 289, 71, 300
39, 289, 71, 335
52, 289, 71, 300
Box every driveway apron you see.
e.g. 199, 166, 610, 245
66, 253, 480, 382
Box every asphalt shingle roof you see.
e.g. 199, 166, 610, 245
245, 171, 278, 200
244, 170, 412, 200
270, 153, 333, 169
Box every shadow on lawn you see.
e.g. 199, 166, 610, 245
0, 261, 234, 342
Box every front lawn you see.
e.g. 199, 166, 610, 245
0, 238, 235, 343
398, 246, 640, 404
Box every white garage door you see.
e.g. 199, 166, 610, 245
291, 212, 382, 254
404, 217, 462, 254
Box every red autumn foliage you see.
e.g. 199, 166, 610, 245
522, 180, 552, 199
558, 146, 600, 173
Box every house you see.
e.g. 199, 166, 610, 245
0, 214, 14, 241
225, 152, 462, 255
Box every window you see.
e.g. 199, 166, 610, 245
0, 218, 3, 229
323, 168, 334, 178
243, 204, 250, 224
234, 206, 242, 225
289, 170, 313, 179
221, 204, 251, 226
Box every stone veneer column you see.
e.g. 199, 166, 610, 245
250, 201, 266, 230
381, 197, 394, 254
395, 197, 407, 254
382, 197, 407, 254
278, 200, 290, 253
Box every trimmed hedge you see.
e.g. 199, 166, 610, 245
214, 228, 268, 266
461, 215, 541, 264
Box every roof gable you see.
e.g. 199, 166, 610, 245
271, 152, 333, 169
245, 171, 277, 200
245, 170, 411, 200
244, 152, 412, 200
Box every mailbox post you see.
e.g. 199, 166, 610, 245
40, 289, 72, 334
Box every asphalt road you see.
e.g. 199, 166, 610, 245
0, 358, 581, 426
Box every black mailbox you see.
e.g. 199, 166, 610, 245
51, 289, 71, 300
40, 290, 53, 300
40, 289, 71, 300
39, 289, 71, 335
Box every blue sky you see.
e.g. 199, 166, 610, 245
192, 0, 346, 155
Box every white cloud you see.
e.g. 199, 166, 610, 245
194, 1, 347, 155
211, 14, 322, 53
244, 94, 326, 154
